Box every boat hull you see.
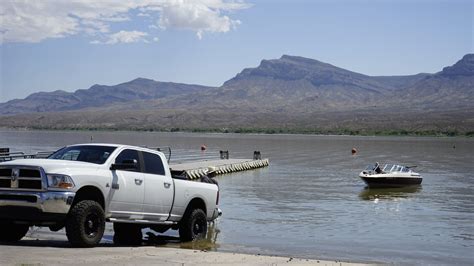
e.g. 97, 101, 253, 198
360, 176, 422, 188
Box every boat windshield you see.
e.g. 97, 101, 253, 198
383, 164, 393, 172
382, 164, 408, 173
48, 145, 117, 164
365, 164, 376, 171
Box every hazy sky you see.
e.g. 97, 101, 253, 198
1, 0, 472, 102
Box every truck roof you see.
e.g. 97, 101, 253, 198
66, 143, 163, 154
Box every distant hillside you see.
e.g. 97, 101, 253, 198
0, 78, 214, 114
213, 55, 391, 112
440, 54, 474, 76
155, 54, 473, 114
397, 54, 474, 110
372, 73, 429, 89
0, 54, 472, 134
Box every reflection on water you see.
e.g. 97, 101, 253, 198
179, 223, 221, 251
143, 222, 221, 251
359, 186, 422, 201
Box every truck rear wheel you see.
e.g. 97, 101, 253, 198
179, 208, 207, 242
113, 223, 143, 245
0, 222, 29, 242
65, 200, 105, 247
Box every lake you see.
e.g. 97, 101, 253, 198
1, 130, 473, 264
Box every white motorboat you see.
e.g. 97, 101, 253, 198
359, 163, 422, 188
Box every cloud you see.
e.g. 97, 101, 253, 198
91, 30, 149, 44
0, 0, 251, 44
157, 1, 243, 39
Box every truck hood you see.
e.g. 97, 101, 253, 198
0, 159, 102, 173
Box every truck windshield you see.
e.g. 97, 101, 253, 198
48, 145, 117, 164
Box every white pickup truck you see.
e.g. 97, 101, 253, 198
0, 143, 221, 247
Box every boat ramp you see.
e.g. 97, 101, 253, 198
170, 158, 269, 180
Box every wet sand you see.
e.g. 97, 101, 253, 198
0, 229, 374, 265
0, 242, 373, 265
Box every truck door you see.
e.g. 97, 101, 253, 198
142, 151, 174, 221
109, 149, 145, 219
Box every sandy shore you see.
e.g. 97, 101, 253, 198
0, 243, 373, 266
0, 228, 376, 265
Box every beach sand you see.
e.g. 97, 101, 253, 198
0, 243, 373, 265
0, 228, 375, 265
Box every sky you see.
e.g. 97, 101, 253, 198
0, 0, 472, 102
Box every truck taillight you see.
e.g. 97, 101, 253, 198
216, 190, 219, 205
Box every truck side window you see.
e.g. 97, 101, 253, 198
115, 149, 141, 172
143, 151, 165, 175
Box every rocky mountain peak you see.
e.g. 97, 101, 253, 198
226, 54, 357, 85
126, 77, 157, 84
440, 53, 474, 76
279, 54, 326, 66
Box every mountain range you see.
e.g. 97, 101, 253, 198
0, 79, 213, 114
1, 54, 473, 134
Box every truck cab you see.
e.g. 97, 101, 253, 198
0, 143, 220, 247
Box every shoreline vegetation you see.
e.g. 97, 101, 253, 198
1, 126, 472, 137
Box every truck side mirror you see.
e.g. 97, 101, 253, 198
110, 159, 138, 171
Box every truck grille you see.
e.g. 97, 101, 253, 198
0, 166, 45, 191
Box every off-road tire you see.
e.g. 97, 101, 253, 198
65, 200, 105, 247
179, 208, 207, 242
113, 223, 143, 245
0, 222, 29, 242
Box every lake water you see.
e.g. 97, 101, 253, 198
1, 130, 473, 264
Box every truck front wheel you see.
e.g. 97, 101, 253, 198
0, 222, 29, 242
179, 208, 207, 242
65, 200, 105, 247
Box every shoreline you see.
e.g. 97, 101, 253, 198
0, 126, 472, 138
0, 228, 377, 265
0, 241, 375, 265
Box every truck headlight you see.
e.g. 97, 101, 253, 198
47, 174, 75, 189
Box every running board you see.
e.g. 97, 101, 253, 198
108, 218, 176, 225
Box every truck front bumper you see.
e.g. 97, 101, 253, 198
211, 207, 222, 221
0, 190, 75, 224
